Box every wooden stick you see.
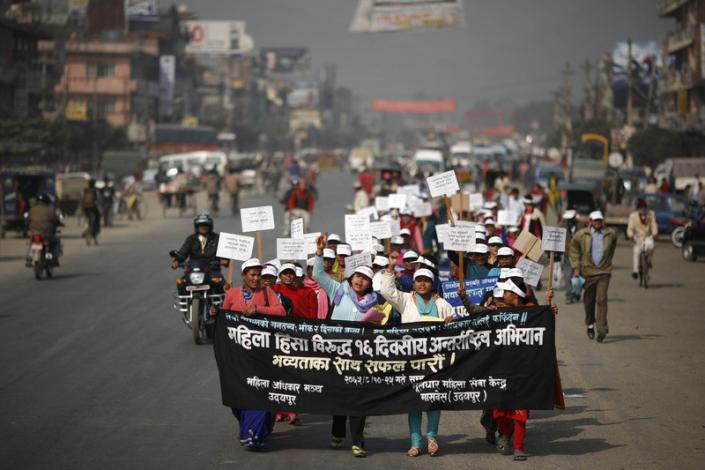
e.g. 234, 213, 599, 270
444, 195, 464, 282
226, 259, 235, 290
256, 231, 263, 261
459, 192, 464, 221
546, 251, 555, 304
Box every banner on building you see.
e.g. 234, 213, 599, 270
125, 0, 158, 19
159, 55, 175, 118
65, 103, 87, 121
260, 48, 310, 75
214, 306, 556, 415
185, 21, 254, 55
350, 0, 466, 32
372, 99, 457, 113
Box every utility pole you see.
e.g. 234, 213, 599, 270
560, 62, 574, 168
627, 38, 634, 126
581, 59, 594, 121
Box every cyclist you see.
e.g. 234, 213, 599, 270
626, 198, 658, 280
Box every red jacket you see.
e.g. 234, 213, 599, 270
275, 284, 318, 319
287, 189, 314, 212
222, 286, 286, 316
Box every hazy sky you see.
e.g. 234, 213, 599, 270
169, 0, 673, 110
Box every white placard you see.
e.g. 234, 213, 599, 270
345, 214, 372, 251
388, 193, 407, 210
412, 200, 432, 217
426, 170, 460, 197
303, 232, 321, 254
344, 252, 373, 277
435, 223, 450, 244
516, 257, 544, 287
388, 217, 401, 236
240, 205, 275, 232
375, 196, 389, 212
542, 226, 567, 252
456, 220, 476, 227
398, 184, 420, 196
469, 192, 484, 210
357, 205, 379, 221
276, 238, 308, 260
444, 226, 476, 252
290, 218, 304, 239
497, 210, 519, 227
215, 232, 255, 261
369, 220, 393, 239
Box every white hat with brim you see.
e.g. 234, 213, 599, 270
391, 236, 405, 245
499, 268, 511, 279
400, 208, 413, 216
413, 268, 435, 281
261, 265, 278, 277
500, 279, 526, 298
352, 266, 374, 280
562, 209, 577, 219
403, 250, 419, 260
266, 258, 281, 269
488, 236, 503, 245
279, 263, 297, 275
493, 286, 505, 298
484, 218, 496, 226
522, 196, 534, 204
475, 233, 486, 241
295, 267, 304, 277
400, 228, 411, 237
507, 268, 524, 278
337, 244, 352, 256
471, 244, 489, 254
323, 248, 336, 259
241, 258, 262, 273
589, 210, 604, 220
306, 258, 315, 267
497, 247, 514, 257
475, 225, 487, 233
373, 256, 389, 267
328, 233, 342, 243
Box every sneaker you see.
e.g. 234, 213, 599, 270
496, 434, 509, 453
596, 334, 605, 343
329, 437, 343, 449
587, 327, 595, 340
631, 272, 638, 280
513, 449, 528, 461
352, 445, 367, 458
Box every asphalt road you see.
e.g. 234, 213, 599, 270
1, 169, 704, 470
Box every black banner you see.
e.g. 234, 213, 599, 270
214, 307, 555, 416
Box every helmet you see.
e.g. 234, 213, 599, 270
193, 213, 213, 231
37, 193, 52, 204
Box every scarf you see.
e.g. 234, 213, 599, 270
412, 292, 439, 317
334, 281, 378, 313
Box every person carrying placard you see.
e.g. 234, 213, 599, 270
380, 252, 455, 457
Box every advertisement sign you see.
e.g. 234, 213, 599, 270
65, 103, 87, 121
372, 99, 457, 113
350, 0, 466, 32
261, 48, 310, 75
159, 55, 175, 118
185, 21, 254, 55
125, 0, 158, 18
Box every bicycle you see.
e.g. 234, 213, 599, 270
637, 238, 650, 289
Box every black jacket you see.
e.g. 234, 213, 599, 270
174, 232, 222, 268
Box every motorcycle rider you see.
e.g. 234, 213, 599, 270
26, 193, 63, 266
171, 213, 225, 272
99, 176, 116, 227
627, 198, 658, 280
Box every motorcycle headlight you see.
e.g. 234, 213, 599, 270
189, 272, 206, 284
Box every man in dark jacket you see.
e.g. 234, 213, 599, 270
171, 213, 224, 271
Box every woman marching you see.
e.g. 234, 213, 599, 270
216, 258, 286, 450
312, 234, 380, 458
379, 251, 456, 457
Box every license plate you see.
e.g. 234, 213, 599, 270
186, 285, 210, 292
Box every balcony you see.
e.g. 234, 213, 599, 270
667, 25, 694, 53
657, 0, 690, 17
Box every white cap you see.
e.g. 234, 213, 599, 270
403, 250, 419, 260
497, 247, 514, 257
337, 244, 352, 256
323, 248, 336, 259
522, 196, 534, 204
261, 265, 278, 277
400, 208, 413, 215
279, 263, 297, 275
306, 258, 316, 267
562, 209, 577, 220
507, 268, 524, 278
475, 225, 487, 234
400, 228, 411, 237
493, 286, 505, 298
475, 233, 486, 241
488, 236, 503, 245
471, 243, 489, 254
373, 243, 385, 253
483, 201, 498, 209
413, 268, 435, 281
589, 210, 604, 220
266, 258, 281, 269
373, 255, 389, 267
499, 268, 511, 279
508, 225, 519, 232
353, 266, 374, 280
423, 257, 436, 268
241, 258, 262, 273
501, 279, 526, 298
295, 266, 304, 277
328, 233, 341, 243
391, 236, 405, 245
484, 218, 496, 226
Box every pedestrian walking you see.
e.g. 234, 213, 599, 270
568, 210, 618, 342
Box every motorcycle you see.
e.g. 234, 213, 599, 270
170, 251, 225, 345
670, 215, 688, 248
28, 233, 57, 280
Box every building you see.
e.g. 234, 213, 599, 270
0, 18, 52, 118
658, 0, 705, 128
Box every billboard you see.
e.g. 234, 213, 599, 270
185, 21, 254, 55
260, 48, 310, 75
287, 85, 319, 109
159, 55, 175, 118
611, 41, 660, 111
372, 99, 457, 113
125, 0, 158, 18
350, 0, 466, 32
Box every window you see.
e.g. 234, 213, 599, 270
87, 62, 115, 78
92, 98, 115, 118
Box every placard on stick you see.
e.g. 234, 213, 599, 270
303, 232, 321, 255
276, 238, 308, 261
345, 214, 372, 251
469, 192, 484, 210
516, 257, 544, 287
542, 226, 567, 252
426, 170, 460, 198
216, 232, 255, 261
497, 210, 519, 227
388, 193, 407, 210
375, 196, 389, 212
240, 206, 275, 233
290, 218, 304, 239
344, 252, 373, 277
513, 230, 544, 262
369, 220, 393, 239
444, 226, 476, 252
435, 223, 450, 245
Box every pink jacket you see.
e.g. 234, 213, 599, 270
222, 286, 286, 316
304, 278, 330, 320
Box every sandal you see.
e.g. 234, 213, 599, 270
496, 434, 509, 453
352, 445, 367, 458
406, 446, 421, 457
513, 449, 528, 461
329, 437, 343, 449
427, 438, 439, 456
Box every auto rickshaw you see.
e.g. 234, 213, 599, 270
1, 168, 56, 238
